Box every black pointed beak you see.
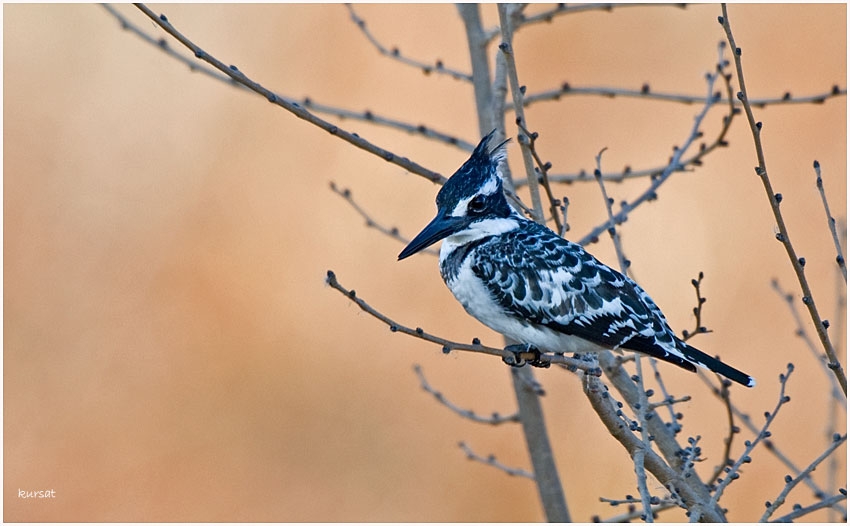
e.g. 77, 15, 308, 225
398, 212, 467, 260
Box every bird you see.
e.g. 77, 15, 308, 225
398, 131, 755, 388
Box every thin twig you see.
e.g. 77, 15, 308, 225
710, 364, 795, 506
329, 182, 438, 256
522, 82, 846, 109
632, 357, 655, 523
413, 364, 521, 425
720, 3, 846, 395
595, 157, 654, 521
594, 148, 629, 275
133, 3, 447, 185
646, 394, 691, 411
761, 433, 847, 521
593, 500, 678, 523
771, 279, 847, 402
498, 4, 545, 224
647, 360, 683, 435
814, 160, 847, 282
345, 4, 472, 82
304, 99, 477, 151
104, 2, 476, 152
770, 492, 847, 523
697, 370, 845, 515
577, 55, 727, 246
458, 441, 535, 479
516, 121, 563, 233
682, 272, 712, 341
707, 381, 737, 489
488, 3, 688, 41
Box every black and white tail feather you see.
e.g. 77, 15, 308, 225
399, 131, 755, 388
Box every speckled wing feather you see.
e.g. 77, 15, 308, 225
469, 220, 697, 371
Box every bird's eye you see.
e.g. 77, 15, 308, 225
468, 194, 487, 214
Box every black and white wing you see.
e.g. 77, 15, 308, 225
470, 221, 755, 387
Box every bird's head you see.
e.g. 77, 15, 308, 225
398, 131, 517, 261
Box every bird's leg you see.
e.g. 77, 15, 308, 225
503, 344, 550, 368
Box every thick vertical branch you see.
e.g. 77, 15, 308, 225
458, 4, 571, 522
457, 4, 495, 137
510, 367, 572, 522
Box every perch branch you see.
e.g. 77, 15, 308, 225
325, 270, 602, 374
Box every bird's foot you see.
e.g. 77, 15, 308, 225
503, 344, 550, 368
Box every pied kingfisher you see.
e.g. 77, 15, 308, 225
398, 131, 755, 388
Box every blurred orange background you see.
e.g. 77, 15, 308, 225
4, 3, 846, 522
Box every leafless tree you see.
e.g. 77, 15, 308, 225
110, 3, 846, 522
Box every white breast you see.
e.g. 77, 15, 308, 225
441, 253, 609, 355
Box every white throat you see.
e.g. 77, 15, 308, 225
439, 216, 520, 260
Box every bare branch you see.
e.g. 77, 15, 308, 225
682, 272, 712, 341
498, 4, 545, 224
814, 160, 847, 282
329, 182, 438, 256
458, 441, 535, 479
325, 270, 602, 374
523, 82, 846, 108
633, 357, 656, 523
413, 364, 520, 425
770, 492, 847, 523
707, 381, 738, 488
346, 4, 472, 82
771, 279, 847, 401
489, 3, 688, 40
133, 3, 447, 185
516, 121, 563, 233
710, 364, 795, 506
720, 3, 846, 395
577, 58, 727, 246
761, 433, 847, 521
582, 372, 726, 522
103, 5, 478, 151
698, 368, 845, 516
593, 148, 629, 275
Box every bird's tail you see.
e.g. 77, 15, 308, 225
680, 342, 756, 388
